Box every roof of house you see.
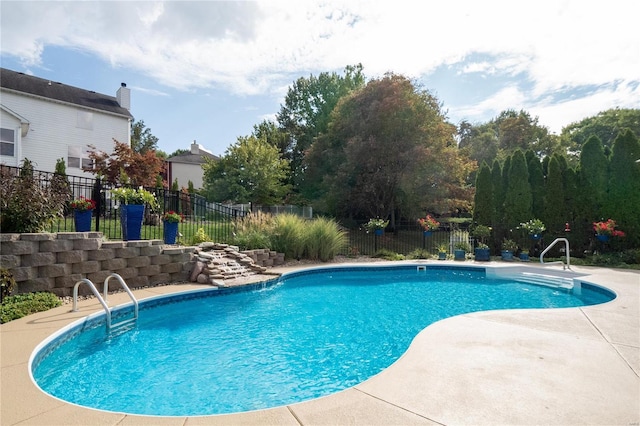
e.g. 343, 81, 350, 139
167, 150, 219, 164
0, 67, 133, 118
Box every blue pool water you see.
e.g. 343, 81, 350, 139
32, 265, 614, 416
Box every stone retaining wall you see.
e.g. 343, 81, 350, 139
0, 232, 195, 297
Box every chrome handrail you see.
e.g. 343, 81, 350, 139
72, 278, 112, 329
540, 238, 571, 270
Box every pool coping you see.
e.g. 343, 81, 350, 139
1, 261, 638, 425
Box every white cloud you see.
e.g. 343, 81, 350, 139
1, 0, 638, 128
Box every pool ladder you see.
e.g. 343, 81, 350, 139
540, 238, 572, 270
72, 273, 139, 333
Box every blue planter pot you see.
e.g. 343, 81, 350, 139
438, 252, 447, 260
474, 248, 490, 261
454, 249, 466, 261
164, 221, 179, 244
423, 230, 433, 237
596, 234, 609, 242
501, 250, 514, 261
520, 252, 530, 262
531, 234, 542, 240
374, 229, 384, 236
74, 210, 92, 232
121, 204, 145, 241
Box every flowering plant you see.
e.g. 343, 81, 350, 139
70, 196, 96, 211
519, 219, 545, 235
111, 187, 158, 209
502, 239, 518, 252
593, 219, 625, 237
163, 211, 184, 223
417, 214, 439, 231
364, 218, 389, 231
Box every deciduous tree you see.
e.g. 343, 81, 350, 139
86, 139, 164, 187
131, 120, 159, 154
277, 64, 365, 194
202, 135, 290, 205
305, 73, 474, 223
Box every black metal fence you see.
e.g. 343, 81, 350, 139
339, 219, 472, 256
2, 164, 474, 255
0, 165, 245, 243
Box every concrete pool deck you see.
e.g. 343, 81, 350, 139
1, 262, 638, 425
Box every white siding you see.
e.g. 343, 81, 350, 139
171, 162, 205, 189
0, 90, 130, 174
0, 108, 21, 166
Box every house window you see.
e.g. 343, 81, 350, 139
68, 146, 93, 169
0, 128, 15, 156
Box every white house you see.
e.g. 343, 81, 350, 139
166, 141, 219, 190
0, 68, 132, 174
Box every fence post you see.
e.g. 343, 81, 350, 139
93, 178, 102, 232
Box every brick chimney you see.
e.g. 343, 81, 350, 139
116, 83, 130, 110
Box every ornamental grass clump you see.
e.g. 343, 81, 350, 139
232, 211, 274, 250
270, 214, 307, 260
304, 217, 347, 261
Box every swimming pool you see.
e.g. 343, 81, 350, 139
31, 264, 614, 416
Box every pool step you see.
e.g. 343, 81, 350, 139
515, 272, 574, 290
108, 318, 137, 337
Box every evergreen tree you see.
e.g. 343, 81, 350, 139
527, 153, 545, 216
579, 136, 609, 217
503, 149, 532, 231
603, 130, 640, 248
473, 161, 493, 226
574, 136, 609, 252
543, 155, 566, 236
490, 159, 505, 250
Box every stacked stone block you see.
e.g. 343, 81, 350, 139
190, 243, 284, 285
0, 233, 194, 297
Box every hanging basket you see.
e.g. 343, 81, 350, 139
596, 234, 609, 242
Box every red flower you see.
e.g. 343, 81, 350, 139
417, 214, 439, 231
70, 197, 96, 211
593, 219, 624, 237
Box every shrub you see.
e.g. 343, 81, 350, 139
1, 292, 61, 323
0, 268, 16, 302
233, 229, 272, 250
191, 227, 211, 245
407, 248, 431, 259
0, 159, 70, 233
372, 249, 405, 261
232, 212, 274, 250
304, 217, 347, 261
270, 214, 307, 260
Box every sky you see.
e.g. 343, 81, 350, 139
1, 0, 639, 157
